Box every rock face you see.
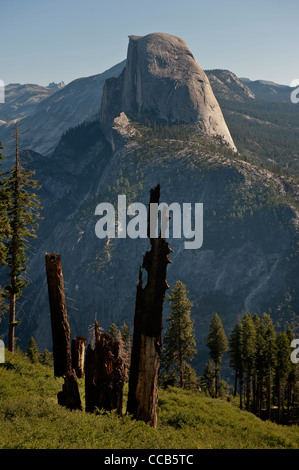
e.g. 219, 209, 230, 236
100, 33, 237, 151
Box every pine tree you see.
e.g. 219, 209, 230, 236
285, 326, 297, 412
120, 321, 131, 347
120, 322, 131, 381
4, 125, 42, 352
0, 142, 10, 320
27, 336, 39, 363
161, 280, 197, 388
108, 323, 119, 341
275, 331, 291, 423
206, 313, 228, 398
200, 359, 215, 396
228, 322, 243, 398
240, 314, 256, 411
260, 313, 277, 419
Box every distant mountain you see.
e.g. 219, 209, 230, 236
48, 81, 65, 90
239, 77, 294, 102
0, 61, 126, 158
205, 70, 255, 102
0, 83, 55, 124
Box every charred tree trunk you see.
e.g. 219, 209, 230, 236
57, 369, 82, 410
85, 325, 125, 415
127, 184, 173, 428
45, 252, 81, 410
71, 336, 86, 378
45, 253, 72, 377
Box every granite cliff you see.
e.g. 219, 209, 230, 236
100, 33, 236, 152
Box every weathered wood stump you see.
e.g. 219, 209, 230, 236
45, 252, 81, 410
85, 322, 125, 414
45, 253, 72, 377
71, 336, 86, 378
127, 184, 173, 428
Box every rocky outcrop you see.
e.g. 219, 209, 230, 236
100, 33, 237, 151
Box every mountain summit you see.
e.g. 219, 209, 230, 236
100, 33, 237, 151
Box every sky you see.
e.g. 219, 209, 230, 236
1, 0, 297, 87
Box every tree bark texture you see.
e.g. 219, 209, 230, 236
45, 252, 72, 377
127, 184, 173, 428
85, 326, 125, 415
71, 336, 86, 379
45, 252, 81, 410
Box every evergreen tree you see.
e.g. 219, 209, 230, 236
120, 322, 131, 382
182, 362, 198, 390
27, 336, 39, 363
206, 313, 228, 398
285, 326, 297, 412
0, 141, 10, 264
275, 331, 291, 423
39, 348, 53, 366
252, 313, 266, 416
120, 321, 131, 347
200, 360, 215, 396
251, 313, 261, 414
0, 142, 10, 320
4, 126, 42, 352
240, 314, 256, 411
161, 280, 197, 388
228, 322, 243, 398
108, 323, 119, 341
260, 313, 277, 419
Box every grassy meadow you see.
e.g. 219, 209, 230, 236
0, 350, 298, 450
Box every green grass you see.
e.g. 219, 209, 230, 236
0, 350, 298, 449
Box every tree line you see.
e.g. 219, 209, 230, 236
228, 312, 297, 423
156, 280, 298, 425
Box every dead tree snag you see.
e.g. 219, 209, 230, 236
127, 184, 173, 428
85, 324, 125, 414
45, 252, 81, 410
45, 252, 72, 377
71, 336, 86, 378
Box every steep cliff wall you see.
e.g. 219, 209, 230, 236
100, 33, 236, 151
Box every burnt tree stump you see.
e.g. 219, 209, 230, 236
45, 253, 72, 377
85, 322, 125, 414
71, 336, 86, 378
45, 252, 81, 410
127, 184, 173, 428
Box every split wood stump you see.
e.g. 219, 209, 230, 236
85, 321, 125, 415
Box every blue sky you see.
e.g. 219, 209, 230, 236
1, 0, 297, 86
